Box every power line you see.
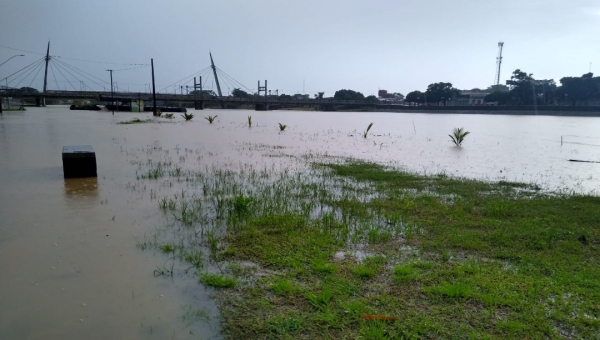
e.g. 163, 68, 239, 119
52, 58, 110, 85
0, 57, 45, 84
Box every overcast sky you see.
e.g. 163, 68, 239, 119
1, 0, 599, 96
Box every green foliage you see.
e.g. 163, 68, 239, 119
199, 273, 237, 288
278, 123, 287, 131
205, 115, 217, 124
117, 118, 152, 124
334, 89, 365, 101
247, 115, 252, 127
231, 88, 249, 98
449, 127, 470, 146
269, 277, 297, 296
155, 109, 162, 117
364, 95, 379, 104
363, 122, 374, 138
425, 82, 460, 106
231, 194, 254, 216
163, 113, 174, 119
159, 243, 176, 254
405, 90, 425, 105
181, 112, 194, 121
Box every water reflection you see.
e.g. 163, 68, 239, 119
63, 177, 99, 206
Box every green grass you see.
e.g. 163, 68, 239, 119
199, 273, 237, 288
139, 155, 600, 339
117, 118, 152, 124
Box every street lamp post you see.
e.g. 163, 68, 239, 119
0, 54, 25, 114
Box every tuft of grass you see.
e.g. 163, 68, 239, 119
181, 112, 194, 121
449, 127, 470, 146
118, 118, 151, 124
310, 259, 337, 274
352, 264, 376, 279
393, 263, 416, 282
163, 113, 174, 119
205, 115, 218, 124
269, 277, 297, 296
247, 115, 252, 127
278, 123, 287, 131
363, 122, 374, 138
159, 243, 176, 254
199, 273, 237, 288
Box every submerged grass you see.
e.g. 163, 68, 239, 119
136, 152, 600, 339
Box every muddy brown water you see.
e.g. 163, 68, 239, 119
1, 106, 599, 339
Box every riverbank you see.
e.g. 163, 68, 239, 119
138, 156, 600, 339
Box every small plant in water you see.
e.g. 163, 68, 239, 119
363, 122, 374, 138
205, 115, 218, 124
164, 113, 174, 119
449, 127, 470, 146
278, 123, 287, 131
247, 115, 252, 127
181, 112, 194, 121
156, 109, 162, 117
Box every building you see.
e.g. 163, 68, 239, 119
378, 89, 388, 97
450, 88, 495, 106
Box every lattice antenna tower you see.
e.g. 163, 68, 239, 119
494, 42, 504, 87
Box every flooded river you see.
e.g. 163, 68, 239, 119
0, 106, 598, 339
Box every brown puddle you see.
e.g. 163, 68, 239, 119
1, 106, 599, 339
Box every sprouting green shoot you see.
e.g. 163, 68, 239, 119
181, 112, 194, 121
449, 127, 470, 146
278, 123, 287, 131
205, 115, 218, 124
363, 122, 374, 138
247, 115, 252, 127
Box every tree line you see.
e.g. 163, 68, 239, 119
485, 70, 600, 106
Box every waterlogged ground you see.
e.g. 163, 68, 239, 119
0, 106, 599, 339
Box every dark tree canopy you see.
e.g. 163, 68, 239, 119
405, 91, 424, 104
189, 90, 216, 97
231, 88, 249, 98
364, 95, 379, 104
557, 73, 600, 105
425, 82, 459, 106
314, 92, 324, 99
334, 89, 365, 101
381, 92, 404, 100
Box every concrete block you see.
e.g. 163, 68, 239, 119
62, 145, 97, 178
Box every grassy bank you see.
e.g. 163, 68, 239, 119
137, 155, 599, 339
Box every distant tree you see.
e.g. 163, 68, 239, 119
364, 95, 379, 104
381, 92, 404, 100
485, 84, 509, 92
189, 90, 216, 97
425, 82, 459, 106
506, 69, 535, 105
405, 91, 424, 105
334, 89, 365, 101
557, 73, 600, 105
19, 87, 39, 94
314, 92, 325, 99
279, 94, 292, 100
484, 91, 513, 105
231, 88, 249, 98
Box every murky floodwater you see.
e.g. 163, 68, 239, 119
1, 106, 599, 339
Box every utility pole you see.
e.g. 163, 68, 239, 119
210, 52, 222, 97
151, 58, 157, 116
106, 69, 114, 114
42, 42, 50, 107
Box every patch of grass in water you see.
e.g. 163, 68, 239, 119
118, 118, 152, 124
199, 273, 237, 288
138, 155, 600, 339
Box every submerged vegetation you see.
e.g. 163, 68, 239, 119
449, 127, 470, 146
278, 123, 287, 131
247, 115, 252, 127
182, 112, 194, 121
117, 118, 152, 124
363, 122, 374, 138
132, 146, 600, 339
205, 115, 218, 124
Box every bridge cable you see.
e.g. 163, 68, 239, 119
52, 58, 110, 85
52, 60, 91, 90
52, 61, 77, 91
13, 60, 45, 89
218, 71, 247, 94
52, 55, 148, 66
49, 63, 61, 91
53, 60, 106, 90
28, 60, 46, 88
0, 57, 45, 84
157, 66, 212, 93
215, 67, 253, 93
